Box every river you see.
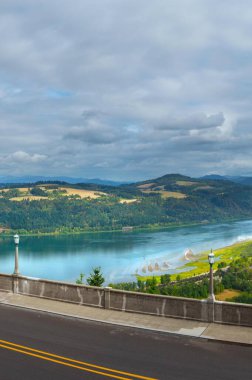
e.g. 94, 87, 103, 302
0, 219, 252, 284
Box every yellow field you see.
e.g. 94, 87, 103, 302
142, 190, 186, 199
0, 187, 30, 194
10, 196, 47, 201
215, 289, 241, 301
2, 185, 108, 201
194, 186, 212, 191
161, 191, 186, 199
15, 187, 30, 192
137, 183, 155, 189
119, 198, 138, 204
176, 181, 199, 186
58, 187, 106, 199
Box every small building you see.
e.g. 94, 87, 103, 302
122, 226, 133, 232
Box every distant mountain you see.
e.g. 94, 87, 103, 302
0, 175, 124, 187
200, 174, 227, 181
2, 172, 251, 188
227, 176, 252, 185
130, 173, 212, 189
124, 173, 194, 188
200, 175, 252, 186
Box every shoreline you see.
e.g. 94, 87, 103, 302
0, 222, 208, 239
1, 216, 252, 239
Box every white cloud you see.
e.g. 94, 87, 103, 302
0, 151, 47, 165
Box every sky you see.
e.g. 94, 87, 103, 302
1, 0, 252, 181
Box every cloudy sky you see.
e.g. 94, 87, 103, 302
1, 0, 252, 181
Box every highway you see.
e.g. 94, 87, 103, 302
0, 304, 251, 380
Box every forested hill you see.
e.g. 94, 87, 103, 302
1, 174, 252, 234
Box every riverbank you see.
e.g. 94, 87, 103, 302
0, 222, 203, 238
1, 215, 251, 239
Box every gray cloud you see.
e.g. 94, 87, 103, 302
157, 112, 225, 131
65, 125, 118, 145
0, 0, 252, 180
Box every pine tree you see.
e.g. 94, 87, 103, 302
76, 273, 84, 284
87, 267, 105, 287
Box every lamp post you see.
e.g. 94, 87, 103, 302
208, 249, 215, 301
13, 234, 20, 275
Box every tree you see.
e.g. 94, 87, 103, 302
160, 274, 171, 285
86, 267, 105, 287
145, 276, 158, 293
137, 279, 145, 292
217, 261, 227, 269
76, 273, 85, 284
30, 187, 47, 197
3, 189, 22, 198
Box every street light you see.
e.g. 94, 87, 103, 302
13, 234, 20, 275
208, 249, 215, 301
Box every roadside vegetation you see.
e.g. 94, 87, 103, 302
219, 256, 252, 303
109, 275, 224, 299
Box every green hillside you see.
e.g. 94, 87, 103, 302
1, 174, 252, 234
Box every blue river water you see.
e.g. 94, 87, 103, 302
0, 219, 252, 284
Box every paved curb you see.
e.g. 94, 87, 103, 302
0, 300, 205, 336
201, 335, 252, 347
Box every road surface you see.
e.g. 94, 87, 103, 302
0, 304, 251, 379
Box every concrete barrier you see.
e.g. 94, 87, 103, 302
214, 301, 252, 327
17, 276, 105, 308
0, 273, 251, 327
0, 274, 13, 292
109, 289, 208, 321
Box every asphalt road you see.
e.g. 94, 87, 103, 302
0, 304, 251, 380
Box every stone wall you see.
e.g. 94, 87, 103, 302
17, 276, 105, 308
0, 274, 12, 292
108, 289, 208, 321
214, 301, 252, 327
0, 273, 251, 327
